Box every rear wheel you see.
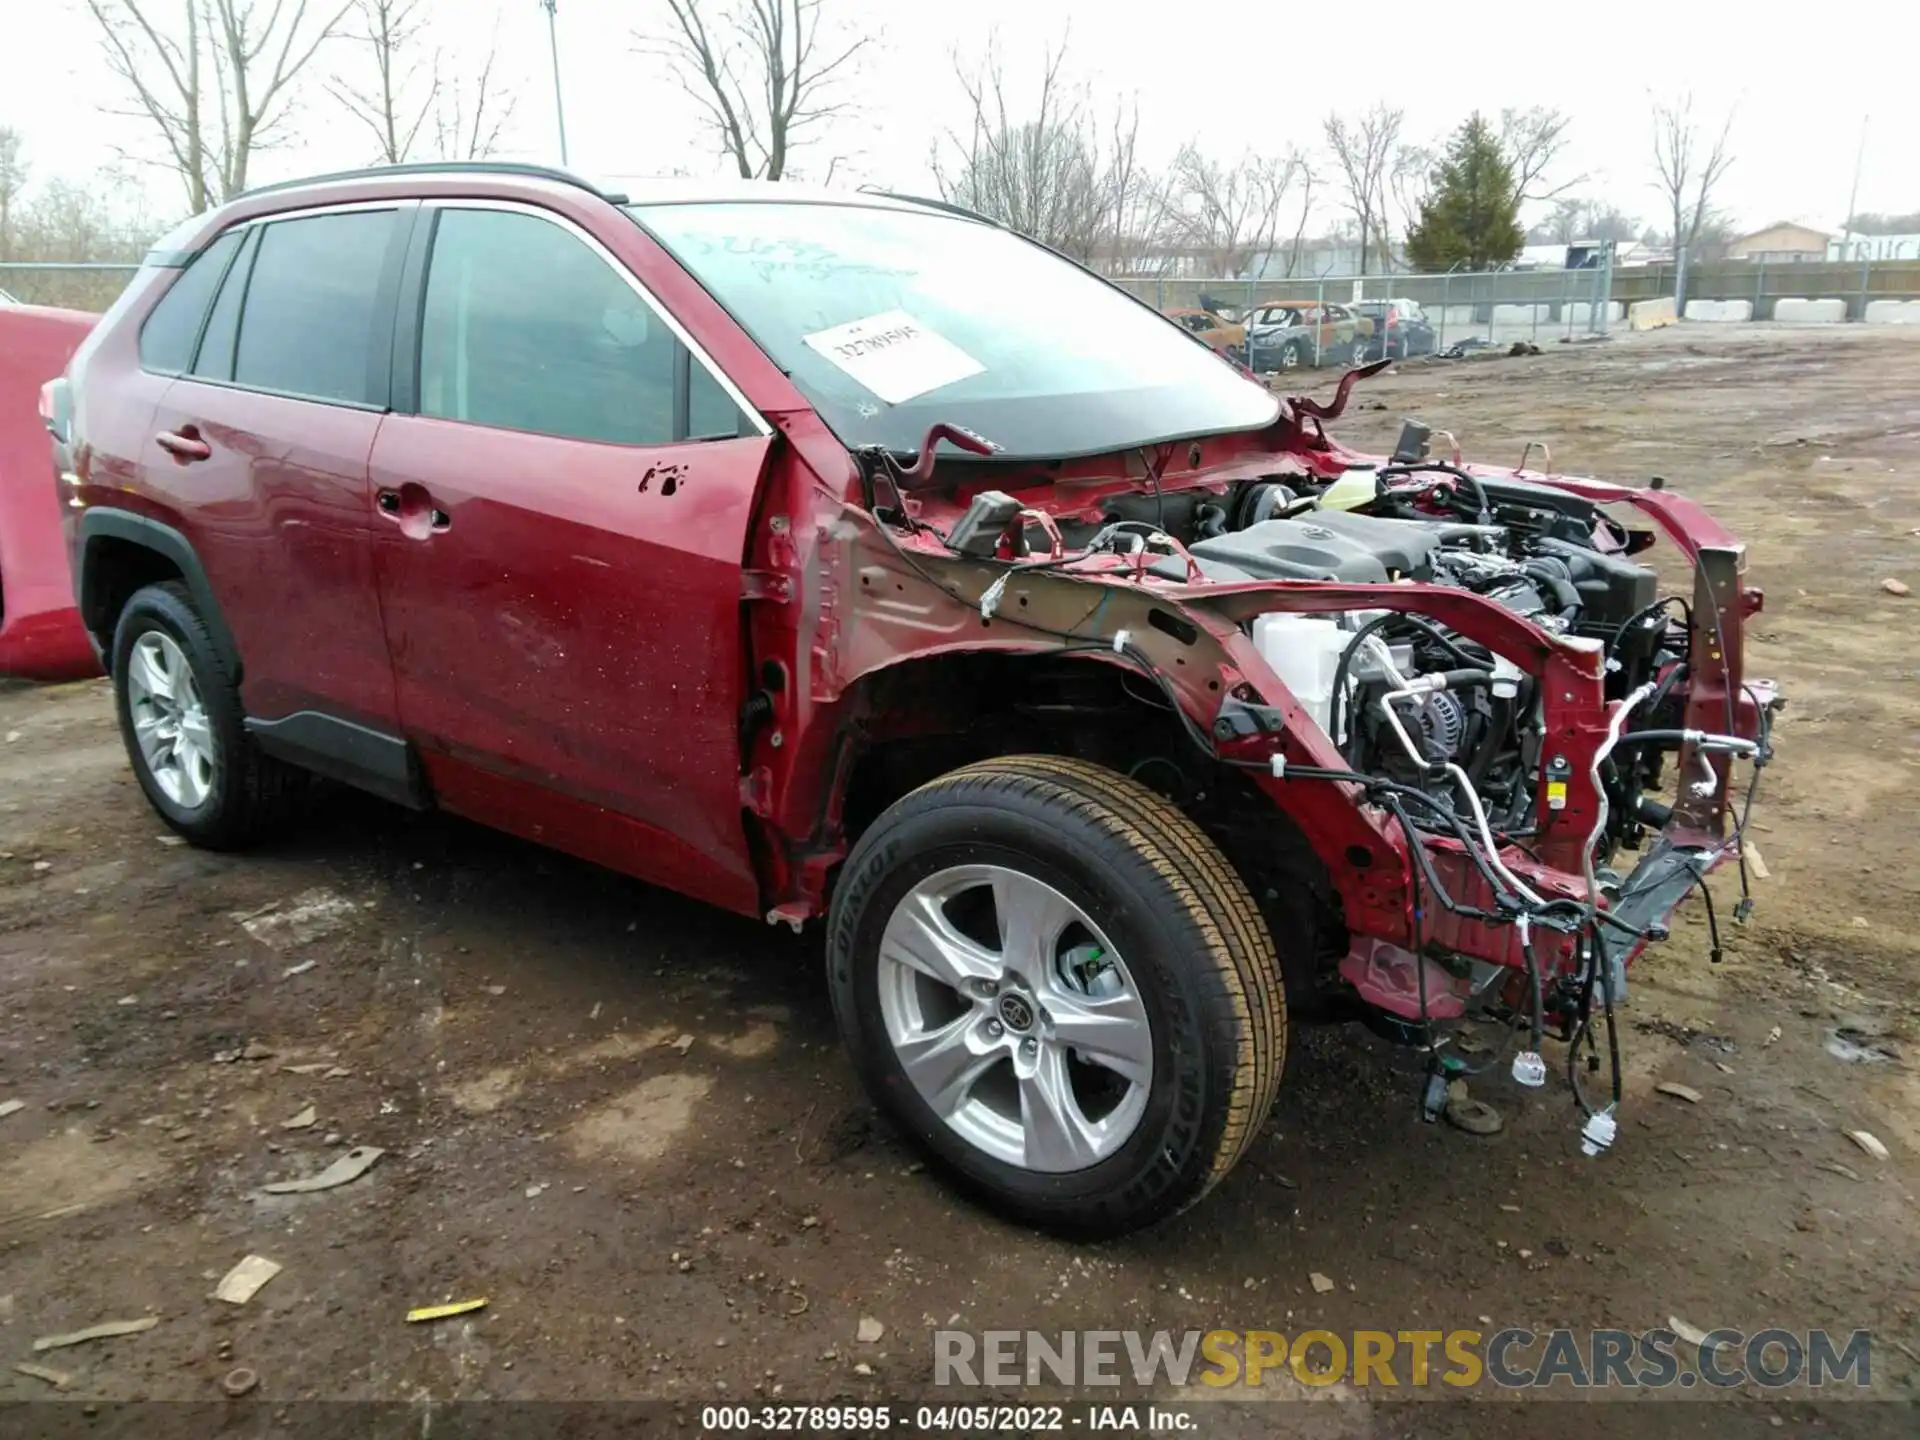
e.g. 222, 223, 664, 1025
111, 581, 305, 848
828, 756, 1287, 1237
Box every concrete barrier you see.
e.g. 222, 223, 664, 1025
1492, 303, 1546, 325
1629, 297, 1679, 331
1439, 306, 1477, 329
1772, 297, 1847, 324
1863, 299, 1920, 324
1565, 301, 1626, 326
1684, 299, 1753, 323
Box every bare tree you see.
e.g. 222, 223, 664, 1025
0, 126, 27, 261
1532, 196, 1641, 246
1323, 104, 1403, 274
430, 40, 514, 162
329, 0, 430, 162
1651, 93, 1736, 256
329, 0, 513, 163
1499, 105, 1580, 205
1283, 160, 1316, 277
935, 40, 1100, 260
642, 0, 869, 181
934, 35, 1163, 270
84, 0, 349, 212
1165, 145, 1299, 279
1384, 141, 1434, 269
1098, 102, 1169, 276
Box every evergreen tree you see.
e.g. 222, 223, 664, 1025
1405, 114, 1526, 272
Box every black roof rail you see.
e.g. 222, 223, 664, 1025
240, 161, 628, 206
855, 186, 1001, 227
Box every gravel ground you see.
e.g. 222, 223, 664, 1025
0, 321, 1915, 1434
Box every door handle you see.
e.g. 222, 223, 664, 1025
377, 485, 450, 537
156, 429, 211, 462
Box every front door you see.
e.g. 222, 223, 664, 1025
369, 202, 772, 914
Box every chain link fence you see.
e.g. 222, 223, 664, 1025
0, 261, 142, 313
1112, 259, 1618, 367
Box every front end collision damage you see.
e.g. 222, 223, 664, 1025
735, 373, 1780, 1138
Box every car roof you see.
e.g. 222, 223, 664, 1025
237, 162, 959, 216
146, 163, 983, 263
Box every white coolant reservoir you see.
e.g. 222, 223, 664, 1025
1251, 614, 1353, 740
1319, 466, 1379, 512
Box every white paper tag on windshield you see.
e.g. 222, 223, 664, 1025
801, 310, 984, 405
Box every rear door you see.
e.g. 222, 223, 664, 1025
369, 200, 773, 913
143, 203, 411, 732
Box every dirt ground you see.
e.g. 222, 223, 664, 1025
1, 322, 1916, 1433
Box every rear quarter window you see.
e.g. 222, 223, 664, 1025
233, 210, 399, 405
137, 229, 244, 374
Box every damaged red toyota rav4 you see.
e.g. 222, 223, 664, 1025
49, 164, 1780, 1237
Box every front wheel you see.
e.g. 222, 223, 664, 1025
828, 756, 1287, 1237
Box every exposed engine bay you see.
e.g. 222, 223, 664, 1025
1081, 460, 1686, 873
849, 396, 1782, 1159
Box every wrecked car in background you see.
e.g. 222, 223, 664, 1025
1246, 301, 1371, 371
1162, 306, 1248, 362
52, 164, 1779, 1238
1, 303, 99, 680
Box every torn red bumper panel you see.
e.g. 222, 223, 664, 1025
0, 306, 98, 681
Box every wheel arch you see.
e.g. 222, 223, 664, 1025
76, 508, 240, 681
805, 648, 1345, 1005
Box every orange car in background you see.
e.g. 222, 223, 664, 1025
1161, 307, 1247, 359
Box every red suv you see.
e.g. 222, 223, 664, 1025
53, 163, 1776, 1236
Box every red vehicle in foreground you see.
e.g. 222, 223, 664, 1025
1, 303, 98, 679
48, 164, 1778, 1236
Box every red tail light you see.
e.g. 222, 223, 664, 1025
37, 380, 56, 424
1386, 313, 1400, 328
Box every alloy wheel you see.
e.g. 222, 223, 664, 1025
876, 864, 1153, 1172
125, 630, 216, 809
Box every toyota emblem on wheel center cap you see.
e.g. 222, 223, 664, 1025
996, 992, 1036, 1033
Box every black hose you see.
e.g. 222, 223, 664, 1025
1519, 925, 1545, 1051
1376, 460, 1493, 527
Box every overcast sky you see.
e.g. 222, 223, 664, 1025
10, 0, 1920, 238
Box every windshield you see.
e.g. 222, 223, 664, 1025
1250, 307, 1304, 328
631, 201, 1279, 460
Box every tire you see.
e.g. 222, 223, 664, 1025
111, 580, 305, 848
1279, 341, 1305, 372
828, 755, 1287, 1238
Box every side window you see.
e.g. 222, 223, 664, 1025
688, 364, 744, 440
234, 210, 398, 405
192, 226, 260, 383
420, 207, 696, 447
137, 229, 243, 374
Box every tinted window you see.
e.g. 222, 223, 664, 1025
689, 363, 744, 440
419, 208, 686, 446
192, 227, 259, 382
138, 229, 243, 374
234, 210, 397, 404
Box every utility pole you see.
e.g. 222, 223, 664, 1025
540, 0, 569, 166
1839, 115, 1869, 259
